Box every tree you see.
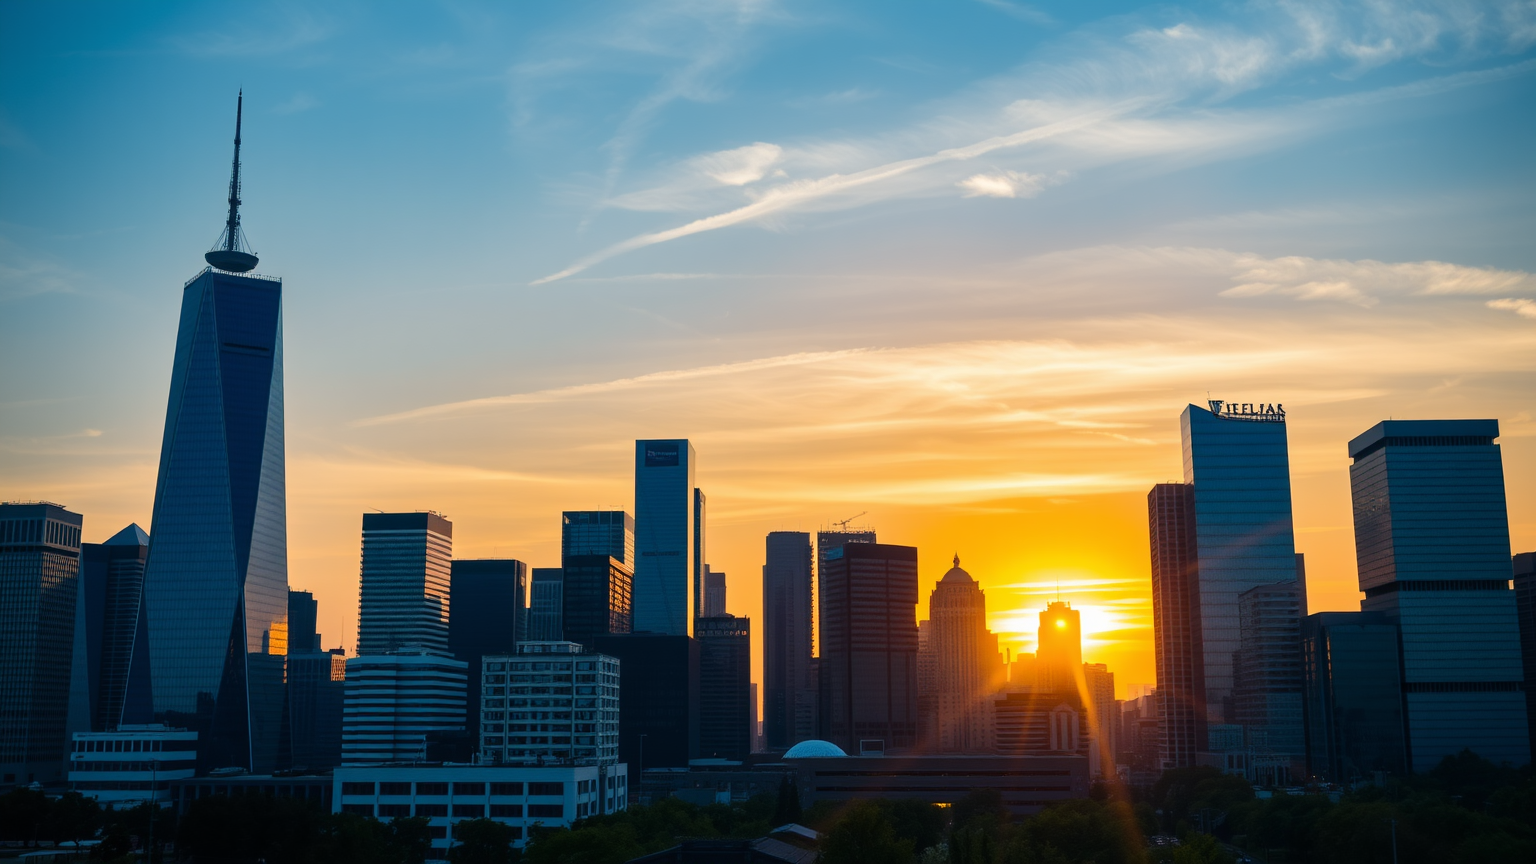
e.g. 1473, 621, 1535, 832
820, 800, 915, 864
773, 777, 802, 826
46, 791, 102, 847
522, 822, 644, 864
1002, 799, 1145, 864
449, 818, 520, 864
0, 787, 51, 845
1169, 832, 1232, 864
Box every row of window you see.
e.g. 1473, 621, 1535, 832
0, 518, 80, 547
70, 761, 196, 773
73, 739, 190, 753
341, 802, 559, 821
339, 781, 566, 797
485, 660, 613, 673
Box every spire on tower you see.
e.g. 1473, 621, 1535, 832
205, 90, 259, 273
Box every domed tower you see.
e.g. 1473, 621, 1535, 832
926, 556, 999, 753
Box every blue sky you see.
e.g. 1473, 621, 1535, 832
4, 1, 1534, 685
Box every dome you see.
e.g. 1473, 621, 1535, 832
783, 739, 848, 759
940, 553, 973, 583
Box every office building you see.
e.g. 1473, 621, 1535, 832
703, 566, 727, 618
1232, 581, 1304, 783
562, 510, 634, 565
594, 634, 700, 770
342, 650, 468, 765
925, 557, 998, 754
528, 568, 564, 642
449, 559, 527, 742
77, 523, 150, 733
69, 725, 197, 809
1119, 690, 1162, 785
763, 531, 815, 750
815, 526, 876, 612
560, 555, 632, 649
288, 649, 345, 770
1037, 601, 1083, 698
818, 543, 918, 753
333, 763, 627, 859
1301, 612, 1407, 782
1514, 553, 1536, 759
1, 502, 84, 785
357, 512, 453, 656
1083, 664, 1117, 778
289, 590, 320, 653
697, 616, 751, 760
172, 770, 332, 815
993, 691, 1093, 768
1147, 482, 1203, 768
1349, 419, 1529, 770
479, 641, 619, 765
633, 439, 699, 636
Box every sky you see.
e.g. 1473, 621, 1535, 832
2, 1, 1534, 700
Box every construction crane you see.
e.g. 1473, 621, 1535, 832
829, 511, 867, 531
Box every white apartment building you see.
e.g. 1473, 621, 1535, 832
479, 641, 619, 765
69, 725, 197, 809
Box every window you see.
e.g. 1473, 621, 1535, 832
528, 781, 563, 796
342, 804, 373, 816
415, 804, 447, 817
490, 804, 522, 817
453, 804, 485, 818
453, 782, 486, 796
528, 804, 563, 819
378, 804, 411, 818
428, 825, 448, 839
490, 782, 523, 796
416, 782, 449, 796
379, 782, 411, 796
341, 782, 375, 796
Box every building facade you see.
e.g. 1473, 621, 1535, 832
562, 510, 634, 565
1232, 581, 1304, 783
342, 650, 468, 765
784, 750, 1089, 817
131, 267, 290, 775
763, 531, 815, 751
1515, 553, 1536, 760
69, 725, 197, 809
703, 566, 727, 618
1349, 419, 1529, 770
697, 616, 751, 760
288, 650, 345, 770
560, 555, 632, 650
449, 558, 527, 742
1036, 601, 1083, 698
925, 557, 997, 754
593, 634, 700, 771
1083, 664, 1117, 779
818, 543, 918, 754
1, 502, 85, 786
479, 642, 620, 765
633, 439, 698, 636
357, 512, 453, 656
1301, 612, 1407, 782
528, 568, 564, 642
78, 523, 150, 733
1147, 482, 1204, 769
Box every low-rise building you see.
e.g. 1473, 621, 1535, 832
333, 763, 626, 860
170, 771, 334, 814
68, 726, 197, 809
479, 641, 620, 765
343, 649, 468, 765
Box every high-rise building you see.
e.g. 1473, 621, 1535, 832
1147, 482, 1203, 769
694, 490, 707, 625
749, 683, 763, 753
1082, 664, 1117, 778
528, 568, 564, 642
818, 543, 918, 753
342, 649, 468, 765
357, 512, 453, 656
479, 642, 620, 765
1301, 612, 1407, 782
1349, 419, 1528, 770
1514, 553, 1536, 760
78, 524, 150, 732
703, 566, 727, 618
289, 590, 319, 653
593, 634, 700, 770
560, 556, 632, 650
562, 510, 634, 565
763, 531, 815, 751
697, 616, 751, 760
926, 557, 995, 754
1232, 582, 1304, 783
1036, 601, 1082, 697
287, 649, 345, 771
1, 502, 84, 785
450, 559, 527, 743
816, 528, 876, 642
633, 440, 698, 636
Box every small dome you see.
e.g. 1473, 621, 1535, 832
783, 739, 848, 759
940, 553, 973, 583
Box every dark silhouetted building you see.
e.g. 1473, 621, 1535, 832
1301, 612, 1406, 782
1515, 552, 1536, 760
287, 649, 345, 770
1037, 601, 1082, 698
1, 502, 84, 785
450, 559, 527, 742
1148, 482, 1203, 769
703, 566, 727, 618
1349, 419, 1529, 770
528, 568, 564, 641
926, 557, 1000, 754
763, 531, 814, 751
357, 512, 452, 656
633, 440, 699, 636
698, 616, 751, 760
288, 590, 319, 653
562, 510, 634, 565
818, 543, 918, 754
560, 555, 632, 650
594, 634, 699, 771
1232, 581, 1304, 783
78, 524, 150, 732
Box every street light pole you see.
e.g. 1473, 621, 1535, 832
1389, 817, 1398, 864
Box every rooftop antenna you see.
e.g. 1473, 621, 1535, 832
205, 90, 259, 273
830, 511, 866, 531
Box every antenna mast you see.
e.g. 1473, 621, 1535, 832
205, 90, 259, 273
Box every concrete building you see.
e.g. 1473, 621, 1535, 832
357, 512, 453, 656
923, 557, 1000, 754
633, 440, 699, 636
1083, 664, 1117, 779
478, 641, 619, 766
1147, 482, 1204, 769
171, 771, 332, 814
763, 531, 815, 751
69, 725, 197, 809
342, 650, 468, 765
818, 543, 918, 754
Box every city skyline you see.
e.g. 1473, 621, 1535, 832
3, 2, 1535, 701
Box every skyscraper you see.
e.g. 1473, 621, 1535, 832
287, 649, 345, 771
528, 568, 564, 642
1349, 419, 1528, 770
1232, 582, 1304, 783
1147, 482, 1204, 768
562, 511, 634, 565
1083, 664, 1117, 778
560, 555, 632, 649
818, 543, 918, 753
449, 559, 527, 742
288, 590, 319, 653
1, 502, 84, 785
78, 523, 150, 732
1036, 601, 1082, 697
763, 531, 814, 750
926, 557, 995, 754
703, 566, 727, 618
357, 512, 452, 656
1301, 612, 1406, 782
593, 634, 700, 770
342, 650, 468, 765
697, 615, 751, 760
633, 440, 698, 636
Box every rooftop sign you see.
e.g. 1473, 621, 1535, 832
1208, 400, 1286, 423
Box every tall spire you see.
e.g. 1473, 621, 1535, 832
205, 90, 259, 273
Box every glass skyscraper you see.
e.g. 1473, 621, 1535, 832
528, 568, 564, 641
560, 555, 633, 649
817, 543, 919, 753
697, 615, 751, 761
449, 559, 527, 743
132, 267, 289, 774
357, 512, 453, 656
1301, 611, 1406, 782
633, 439, 698, 636
763, 531, 814, 750
561, 511, 634, 565
78, 523, 150, 732
1147, 482, 1204, 768
1349, 419, 1528, 770
1, 502, 84, 786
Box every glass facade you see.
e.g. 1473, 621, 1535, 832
763, 531, 814, 750
632, 440, 696, 636
559, 555, 632, 650
697, 616, 751, 760
528, 568, 564, 642
1232, 581, 1304, 782
287, 651, 345, 770
561, 511, 633, 566
593, 634, 700, 769
132, 268, 288, 775
79, 524, 150, 732
1147, 482, 1205, 768
1349, 419, 1528, 770
1301, 612, 1406, 782
357, 512, 453, 656
817, 543, 918, 753
449, 558, 527, 742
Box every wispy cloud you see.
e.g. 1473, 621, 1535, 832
169, 11, 334, 58
1489, 298, 1536, 319
1220, 255, 1536, 307
273, 92, 320, 115
958, 170, 1047, 198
